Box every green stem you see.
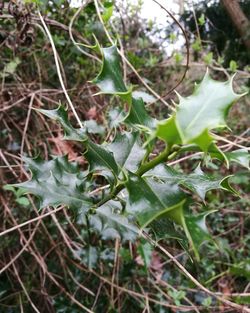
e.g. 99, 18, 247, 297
136, 145, 171, 176
95, 145, 172, 208
95, 182, 124, 207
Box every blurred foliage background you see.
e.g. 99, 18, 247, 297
0, 0, 249, 312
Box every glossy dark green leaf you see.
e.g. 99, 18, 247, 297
87, 201, 139, 241
37, 106, 86, 141
85, 140, 119, 182
145, 164, 238, 200
184, 210, 215, 257
125, 173, 186, 227
12, 156, 92, 210
125, 173, 215, 259
92, 44, 155, 130
107, 132, 145, 173
124, 97, 156, 130
155, 72, 243, 152
92, 45, 132, 103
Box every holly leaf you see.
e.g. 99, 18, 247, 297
37, 106, 86, 141
145, 164, 238, 200
11, 156, 92, 210
92, 45, 132, 103
125, 173, 215, 259
107, 132, 146, 173
226, 149, 250, 170
125, 173, 186, 227
85, 141, 119, 184
155, 72, 244, 152
212, 148, 250, 170
92, 44, 155, 130
124, 97, 156, 130
80, 200, 139, 242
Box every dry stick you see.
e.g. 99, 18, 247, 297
67, 269, 95, 297
111, 238, 120, 307
49, 209, 81, 261
20, 93, 35, 157
70, 259, 205, 312
214, 134, 250, 150
136, 280, 151, 313
0, 207, 64, 238
143, 233, 250, 313
0, 96, 27, 112
37, 11, 83, 128
12, 263, 41, 313
93, 0, 172, 109
0, 212, 43, 275
0, 149, 18, 178
2, 199, 94, 313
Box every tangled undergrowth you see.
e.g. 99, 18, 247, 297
0, 1, 250, 312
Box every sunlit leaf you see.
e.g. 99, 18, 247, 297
155, 72, 244, 153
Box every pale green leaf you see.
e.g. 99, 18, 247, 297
155, 72, 243, 152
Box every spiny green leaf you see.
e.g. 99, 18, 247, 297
212, 148, 250, 170
37, 105, 119, 183
107, 132, 146, 173
92, 45, 132, 103
125, 173, 186, 227
101, 1, 113, 23
92, 43, 155, 130
125, 173, 214, 259
12, 156, 92, 210
81, 201, 139, 242
85, 140, 119, 184
145, 164, 238, 200
124, 97, 156, 130
155, 72, 244, 152
37, 106, 104, 140
184, 210, 215, 256
226, 149, 250, 169
37, 106, 86, 141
